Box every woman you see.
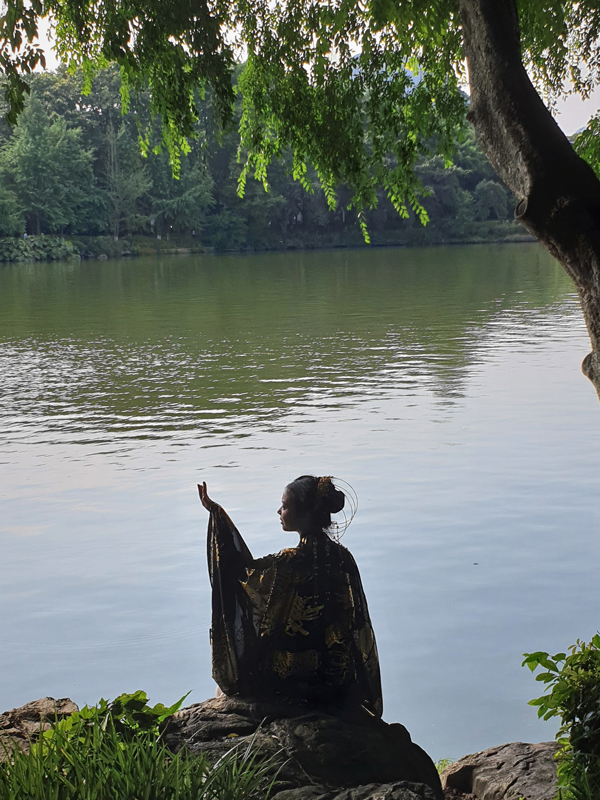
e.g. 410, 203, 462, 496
198, 475, 383, 717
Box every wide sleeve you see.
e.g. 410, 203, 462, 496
343, 548, 384, 718
207, 505, 259, 696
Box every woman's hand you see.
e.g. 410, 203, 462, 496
198, 481, 216, 512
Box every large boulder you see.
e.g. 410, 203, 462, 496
0, 697, 79, 759
275, 784, 442, 799
163, 695, 443, 800
440, 741, 559, 800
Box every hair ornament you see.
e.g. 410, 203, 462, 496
325, 477, 358, 543
317, 476, 332, 496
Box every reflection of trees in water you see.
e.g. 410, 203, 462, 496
0, 245, 579, 440
424, 300, 583, 402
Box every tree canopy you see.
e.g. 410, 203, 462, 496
2, 1, 598, 232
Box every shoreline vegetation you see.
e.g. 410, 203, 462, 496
0, 694, 278, 800
0, 694, 559, 800
4, 646, 597, 799
0, 66, 528, 263
0, 223, 535, 264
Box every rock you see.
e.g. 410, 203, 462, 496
440, 741, 559, 800
275, 782, 439, 799
0, 697, 79, 759
443, 790, 477, 800
162, 695, 443, 800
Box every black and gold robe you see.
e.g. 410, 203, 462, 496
207, 504, 383, 717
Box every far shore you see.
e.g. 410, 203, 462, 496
0, 226, 537, 264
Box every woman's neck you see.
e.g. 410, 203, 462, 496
298, 528, 324, 544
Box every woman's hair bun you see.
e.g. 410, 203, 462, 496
318, 477, 345, 514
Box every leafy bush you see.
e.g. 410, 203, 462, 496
0, 235, 79, 262
523, 636, 600, 800
69, 236, 133, 259
0, 691, 278, 800
44, 689, 189, 743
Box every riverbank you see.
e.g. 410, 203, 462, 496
1, 696, 558, 800
0, 222, 535, 263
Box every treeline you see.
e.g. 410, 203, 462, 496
0, 66, 521, 253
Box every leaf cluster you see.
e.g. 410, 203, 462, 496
574, 117, 600, 180
518, 0, 600, 104
234, 0, 468, 238
523, 637, 600, 800
41, 689, 190, 743
52, 0, 236, 168
0, 234, 78, 260
0, 0, 468, 232
0, 0, 46, 124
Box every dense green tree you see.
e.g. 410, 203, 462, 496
1, 95, 98, 234
103, 116, 151, 238
418, 158, 474, 228
146, 147, 214, 237
0, 183, 23, 235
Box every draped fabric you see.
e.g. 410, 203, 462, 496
207, 504, 383, 718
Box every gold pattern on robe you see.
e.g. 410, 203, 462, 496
325, 622, 344, 648
284, 595, 324, 636
329, 639, 352, 671
272, 649, 320, 678
356, 626, 376, 665
241, 567, 275, 634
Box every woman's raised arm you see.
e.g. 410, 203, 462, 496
198, 481, 254, 567
198, 481, 217, 512
198, 481, 257, 696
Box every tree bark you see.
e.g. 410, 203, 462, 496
459, 0, 600, 395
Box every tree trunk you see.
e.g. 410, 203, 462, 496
459, 0, 600, 395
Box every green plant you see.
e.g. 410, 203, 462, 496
523, 636, 600, 800
0, 235, 80, 262
200, 737, 281, 800
0, 692, 278, 800
43, 689, 191, 743
435, 758, 454, 774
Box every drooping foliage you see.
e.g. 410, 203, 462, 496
516, 0, 600, 102
3, 1, 600, 227
0, 1, 502, 233
232, 0, 468, 235
0, 66, 514, 249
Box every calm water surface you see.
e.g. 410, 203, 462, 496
1, 244, 599, 760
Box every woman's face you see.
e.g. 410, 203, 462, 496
278, 489, 304, 532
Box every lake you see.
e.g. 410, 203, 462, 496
1, 243, 599, 761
